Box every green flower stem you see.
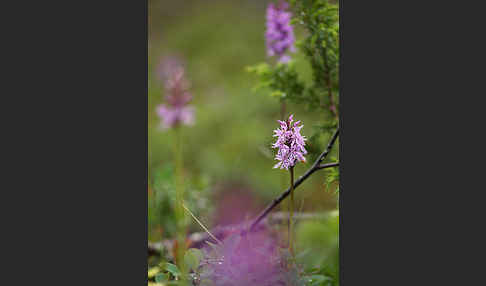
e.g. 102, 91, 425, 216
289, 166, 295, 256
280, 101, 291, 248
173, 126, 187, 284
249, 128, 339, 232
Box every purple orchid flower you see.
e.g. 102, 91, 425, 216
272, 114, 307, 170
265, 1, 296, 63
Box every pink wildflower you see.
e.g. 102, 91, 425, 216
156, 58, 194, 129
272, 114, 307, 170
265, 1, 296, 63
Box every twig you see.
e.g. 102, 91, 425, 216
314, 128, 340, 167
148, 212, 332, 256
249, 128, 339, 232
316, 162, 339, 170
182, 203, 223, 245
269, 211, 331, 222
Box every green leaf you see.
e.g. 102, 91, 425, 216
270, 90, 285, 98
148, 266, 161, 278
304, 274, 329, 286
304, 267, 321, 274
184, 248, 204, 271
164, 263, 181, 278
155, 273, 169, 283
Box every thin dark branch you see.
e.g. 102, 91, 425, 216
248, 166, 317, 232
249, 128, 339, 232
316, 162, 339, 170
268, 211, 332, 223
148, 212, 333, 257
314, 128, 340, 167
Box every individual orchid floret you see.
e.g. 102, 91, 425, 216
265, 1, 296, 63
272, 114, 307, 170
155, 57, 195, 130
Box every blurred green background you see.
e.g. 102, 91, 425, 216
148, 0, 338, 248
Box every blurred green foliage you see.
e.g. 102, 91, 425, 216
296, 212, 339, 285
149, 162, 212, 240
149, 0, 338, 242
148, 0, 340, 283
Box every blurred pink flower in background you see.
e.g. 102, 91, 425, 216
265, 1, 295, 63
156, 57, 195, 129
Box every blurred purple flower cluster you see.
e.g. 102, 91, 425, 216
201, 228, 300, 286
265, 1, 295, 63
272, 114, 307, 170
156, 57, 195, 129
